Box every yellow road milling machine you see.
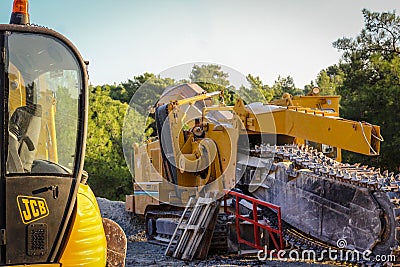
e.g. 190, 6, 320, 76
131, 83, 399, 263
0, 1, 126, 266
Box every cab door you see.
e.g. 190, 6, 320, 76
0, 28, 87, 265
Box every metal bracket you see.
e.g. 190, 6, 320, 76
0, 229, 6, 245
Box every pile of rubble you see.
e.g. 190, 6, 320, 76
96, 197, 145, 240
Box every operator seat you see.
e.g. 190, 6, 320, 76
7, 104, 42, 173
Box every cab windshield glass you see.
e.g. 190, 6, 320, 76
6, 32, 81, 175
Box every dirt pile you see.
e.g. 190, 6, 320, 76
96, 197, 145, 239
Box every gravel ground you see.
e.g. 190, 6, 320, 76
97, 198, 335, 267
97, 197, 145, 238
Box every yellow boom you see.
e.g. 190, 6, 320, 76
234, 98, 381, 156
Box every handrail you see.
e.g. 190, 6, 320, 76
223, 189, 284, 252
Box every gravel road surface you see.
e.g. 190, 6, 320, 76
97, 197, 335, 267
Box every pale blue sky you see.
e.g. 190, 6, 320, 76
1, 1, 399, 88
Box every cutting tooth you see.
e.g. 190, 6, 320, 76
373, 171, 383, 181
390, 198, 400, 205
288, 239, 296, 247
301, 160, 309, 168
360, 175, 370, 187
367, 179, 377, 189
328, 168, 336, 178
307, 163, 316, 171
295, 157, 303, 166
311, 150, 318, 157
320, 165, 328, 175
283, 151, 291, 159
383, 179, 391, 187
368, 175, 377, 183
300, 244, 309, 250
389, 183, 399, 192
286, 163, 297, 177
360, 165, 368, 170
343, 170, 351, 180
350, 172, 360, 184
335, 169, 344, 180
327, 158, 335, 166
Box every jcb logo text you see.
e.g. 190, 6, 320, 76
17, 196, 49, 224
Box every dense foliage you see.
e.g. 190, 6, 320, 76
85, 85, 131, 200
84, 9, 400, 200
333, 9, 400, 171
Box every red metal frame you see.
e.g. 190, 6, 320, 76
223, 189, 284, 251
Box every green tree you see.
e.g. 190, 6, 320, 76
121, 74, 177, 178
246, 74, 273, 102
189, 64, 230, 91
55, 86, 79, 168
315, 65, 344, 95
333, 9, 400, 60
84, 85, 132, 200
109, 72, 159, 104
271, 75, 302, 99
189, 64, 236, 104
333, 9, 400, 172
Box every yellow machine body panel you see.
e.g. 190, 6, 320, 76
270, 95, 340, 113
8, 63, 27, 112
36, 74, 59, 163
59, 183, 107, 267
234, 99, 381, 156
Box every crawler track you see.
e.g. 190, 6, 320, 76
249, 144, 400, 266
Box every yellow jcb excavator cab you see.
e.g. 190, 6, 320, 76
0, 1, 126, 266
